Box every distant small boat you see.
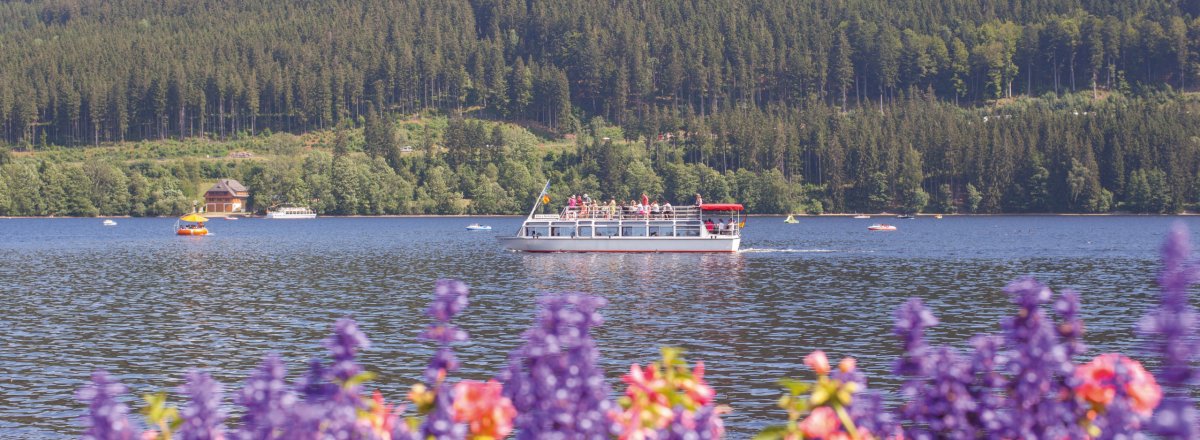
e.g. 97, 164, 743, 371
853, 215, 870, 219
102, 219, 117, 226
224, 216, 238, 220
466, 223, 492, 231
868, 224, 897, 231
934, 214, 943, 219
784, 214, 799, 224
896, 214, 915, 219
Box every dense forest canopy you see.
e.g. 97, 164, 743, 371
1, 0, 1199, 215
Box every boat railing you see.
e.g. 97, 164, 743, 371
551, 205, 703, 221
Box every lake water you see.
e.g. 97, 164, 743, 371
0, 215, 1196, 437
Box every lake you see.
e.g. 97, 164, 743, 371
0, 215, 1195, 437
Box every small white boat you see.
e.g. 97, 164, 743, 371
853, 215, 871, 219
868, 224, 897, 231
102, 219, 117, 226
784, 214, 799, 224
265, 205, 316, 219
466, 223, 492, 231
224, 216, 238, 220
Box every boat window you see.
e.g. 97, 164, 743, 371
578, 226, 592, 237
594, 224, 618, 237
621, 224, 647, 237
551, 226, 571, 237
648, 224, 674, 237
676, 224, 701, 237
524, 225, 549, 237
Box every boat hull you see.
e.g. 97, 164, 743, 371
497, 236, 740, 253
265, 213, 316, 219
177, 228, 209, 236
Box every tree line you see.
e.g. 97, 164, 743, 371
1, 0, 1199, 148
2, 91, 1198, 216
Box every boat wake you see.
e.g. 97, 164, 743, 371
740, 248, 838, 253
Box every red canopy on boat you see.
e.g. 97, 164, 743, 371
700, 203, 744, 211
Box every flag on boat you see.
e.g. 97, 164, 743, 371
538, 180, 551, 204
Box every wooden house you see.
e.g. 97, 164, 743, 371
204, 179, 249, 213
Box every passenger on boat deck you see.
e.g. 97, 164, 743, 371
695, 193, 703, 206
716, 219, 725, 232
705, 218, 715, 232
642, 192, 649, 207
583, 193, 591, 204
608, 199, 617, 219
651, 201, 661, 218
663, 202, 674, 218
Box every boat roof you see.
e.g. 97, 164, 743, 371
699, 203, 744, 211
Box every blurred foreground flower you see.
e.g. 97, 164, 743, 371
614, 347, 725, 440
453, 380, 516, 439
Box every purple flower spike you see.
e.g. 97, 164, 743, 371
501, 294, 615, 439
1054, 290, 1086, 359
419, 281, 471, 384
77, 370, 137, 440
428, 279, 469, 322
421, 383, 467, 440
1001, 277, 1083, 439
236, 354, 294, 440
325, 318, 370, 383
177, 370, 227, 440
1142, 222, 1200, 438
893, 298, 938, 377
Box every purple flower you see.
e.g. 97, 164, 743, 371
325, 318, 370, 383
893, 298, 938, 377
177, 370, 227, 440
1141, 222, 1200, 438
295, 358, 335, 403
235, 354, 294, 440
422, 280, 470, 383
428, 279, 469, 323
416, 280, 471, 439
1054, 289, 1086, 359
77, 370, 138, 440
501, 294, 615, 439
657, 405, 723, 440
421, 383, 467, 440
1000, 277, 1083, 439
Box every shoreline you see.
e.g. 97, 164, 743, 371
3, 212, 1199, 219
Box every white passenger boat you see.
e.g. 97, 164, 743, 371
498, 182, 743, 253
265, 205, 317, 219
102, 219, 117, 226
466, 223, 492, 231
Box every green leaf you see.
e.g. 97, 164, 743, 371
753, 425, 790, 440
342, 371, 377, 389
778, 378, 811, 395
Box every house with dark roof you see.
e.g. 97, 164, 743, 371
204, 179, 250, 213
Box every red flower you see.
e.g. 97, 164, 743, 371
452, 380, 517, 439
1074, 354, 1162, 417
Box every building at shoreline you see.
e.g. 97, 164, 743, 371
204, 179, 249, 213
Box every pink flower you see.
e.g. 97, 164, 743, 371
452, 380, 517, 439
679, 361, 716, 406
805, 351, 831, 376
838, 357, 856, 374
799, 406, 841, 438
1074, 354, 1162, 417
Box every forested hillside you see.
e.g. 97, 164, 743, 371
1, 0, 1200, 214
